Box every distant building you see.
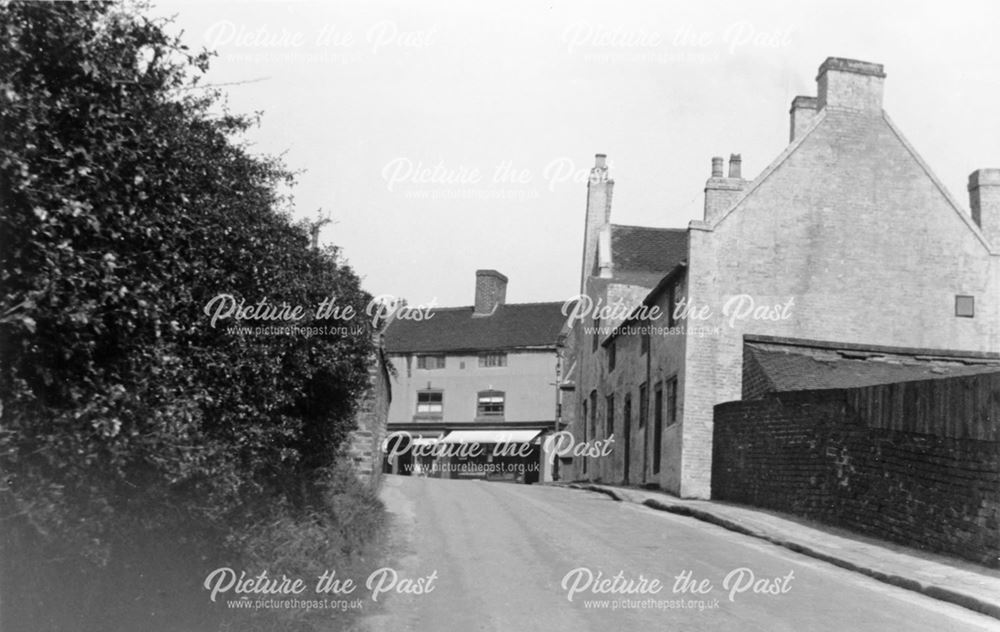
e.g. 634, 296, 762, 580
382, 270, 568, 482
565, 57, 1000, 498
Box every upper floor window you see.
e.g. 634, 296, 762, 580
479, 352, 507, 368
956, 295, 975, 318
477, 390, 505, 417
641, 331, 650, 355
417, 354, 446, 370
605, 394, 614, 436
608, 339, 616, 372
416, 390, 443, 417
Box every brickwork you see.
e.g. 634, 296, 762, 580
678, 62, 999, 498
569, 57, 1000, 501
345, 346, 391, 488
712, 372, 1000, 566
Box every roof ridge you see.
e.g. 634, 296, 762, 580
611, 223, 687, 232
711, 109, 828, 229
419, 301, 569, 312
880, 111, 998, 256
745, 334, 1000, 360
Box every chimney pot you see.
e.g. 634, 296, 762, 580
474, 269, 508, 315
594, 153, 607, 168
711, 156, 724, 178
728, 153, 742, 179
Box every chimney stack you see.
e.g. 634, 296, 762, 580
474, 269, 507, 316
704, 155, 746, 223
789, 95, 818, 142
816, 57, 885, 113
580, 153, 614, 290
969, 169, 1000, 248
728, 154, 742, 179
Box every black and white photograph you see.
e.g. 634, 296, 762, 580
1, 1, 999, 630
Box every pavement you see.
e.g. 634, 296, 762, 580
356, 475, 1000, 631
559, 481, 1000, 621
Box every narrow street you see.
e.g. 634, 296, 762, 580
358, 476, 1000, 632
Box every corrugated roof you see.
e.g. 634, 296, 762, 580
746, 341, 1000, 393
610, 224, 688, 274
384, 302, 568, 354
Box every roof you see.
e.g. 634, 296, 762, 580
384, 302, 568, 354
610, 224, 688, 274
745, 336, 1000, 394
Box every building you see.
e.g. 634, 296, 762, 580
382, 270, 568, 482
566, 57, 1000, 498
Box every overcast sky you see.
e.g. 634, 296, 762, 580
154, 0, 1000, 307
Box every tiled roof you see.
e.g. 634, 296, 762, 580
610, 224, 688, 274
746, 339, 1000, 394
384, 302, 568, 354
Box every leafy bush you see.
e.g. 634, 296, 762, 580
0, 2, 385, 630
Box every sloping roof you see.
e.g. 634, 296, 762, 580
610, 224, 688, 274
384, 302, 568, 354
745, 337, 1000, 394
712, 108, 995, 254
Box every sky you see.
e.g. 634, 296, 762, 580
152, 0, 1000, 308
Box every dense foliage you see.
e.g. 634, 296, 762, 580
0, 0, 376, 574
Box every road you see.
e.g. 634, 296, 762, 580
355, 476, 1000, 632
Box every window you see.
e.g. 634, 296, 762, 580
608, 339, 616, 372
476, 390, 505, 417
591, 317, 600, 353
638, 383, 648, 428
416, 355, 445, 370
666, 377, 678, 426
641, 331, 650, 355
605, 394, 614, 436
653, 383, 663, 474
416, 390, 443, 417
478, 352, 507, 367
956, 295, 975, 318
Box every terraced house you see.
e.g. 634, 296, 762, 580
382, 270, 568, 482
563, 57, 1000, 499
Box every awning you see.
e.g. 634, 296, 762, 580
411, 436, 440, 446
439, 429, 542, 444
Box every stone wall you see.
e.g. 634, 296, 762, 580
345, 346, 391, 488
712, 372, 1000, 566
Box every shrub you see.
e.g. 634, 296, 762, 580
0, 2, 385, 630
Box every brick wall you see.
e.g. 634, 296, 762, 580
681, 104, 1000, 499
345, 346, 391, 488
712, 373, 1000, 566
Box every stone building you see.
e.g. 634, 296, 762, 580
382, 270, 568, 482
565, 57, 1000, 498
